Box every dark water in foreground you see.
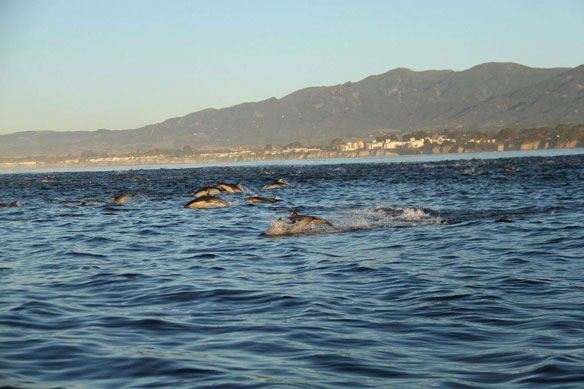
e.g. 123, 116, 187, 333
1, 151, 584, 388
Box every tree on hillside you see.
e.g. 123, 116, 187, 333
496, 128, 517, 142
284, 141, 303, 149
79, 150, 100, 160
329, 138, 345, 147
408, 130, 436, 140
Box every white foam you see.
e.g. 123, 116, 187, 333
264, 218, 334, 237
239, 184, 255, 195
264, 206, 442, 237
399, 207, 435, 221
345, 206, 440, 223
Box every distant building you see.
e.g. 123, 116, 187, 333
365, 141, 384, 150
406, 139, 424, 148
338, 140, 364, 151
382, 140, 406, 149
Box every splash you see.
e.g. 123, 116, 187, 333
343, 206, 443, 227
264, 218, 335, 237
264, 206, 443, 237
239, 184, 254, 195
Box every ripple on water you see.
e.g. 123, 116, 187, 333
1, 153, 584, 388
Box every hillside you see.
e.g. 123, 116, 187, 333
1, 62, 582, 158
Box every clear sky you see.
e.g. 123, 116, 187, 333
1, 0, 583, 135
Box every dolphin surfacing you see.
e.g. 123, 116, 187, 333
184, 195, 232, 208
216, 183, 242, 193
263, 178, 289, 190
193, 186, 222, 197
0, 201, 19, 207
264, 209, 333, 237
244, 196, 282, 203
110, 193, 133, 205
287, 209, 331, 226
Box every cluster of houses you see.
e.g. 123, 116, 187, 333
337, 137, 435, 152
2, 131, 514, 170
336, 134, 498, 152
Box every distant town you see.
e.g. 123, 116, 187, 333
1, 124, 583, 170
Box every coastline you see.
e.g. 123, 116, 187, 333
3, 125, 582, 173
1, 145, 583, 174
0, 149, 400, 171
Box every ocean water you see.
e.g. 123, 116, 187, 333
1, 151, 583, 388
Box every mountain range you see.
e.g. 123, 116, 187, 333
1, 62, 583, 157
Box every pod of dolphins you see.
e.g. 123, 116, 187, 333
3, 165, 522, 236
189, 180, 288, 206
174, 178, 329, 231
1, 177, 330, 232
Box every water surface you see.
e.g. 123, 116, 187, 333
1, 151, 584, 388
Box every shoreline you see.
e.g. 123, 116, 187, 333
1, 147, 583, 174
2, 127, 582, 173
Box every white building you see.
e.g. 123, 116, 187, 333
338, 140, 364, 151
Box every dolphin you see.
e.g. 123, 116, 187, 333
244, 196, 283, 203
184, 195, 232, 208
110, 193, 133, 205
264, 209, 332, 237
193, 186, 222, 197
287, 209, 331, 226
217, 183, 243, 193
0, 201, 19, 207
263, 178, 290, 190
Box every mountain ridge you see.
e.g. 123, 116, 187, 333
1, 62, 582, 157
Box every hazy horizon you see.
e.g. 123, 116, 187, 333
1, 0, 584, 136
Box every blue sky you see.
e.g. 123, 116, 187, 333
1, 0, 583, 135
